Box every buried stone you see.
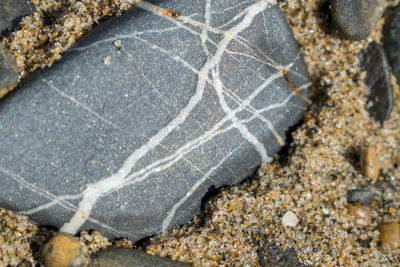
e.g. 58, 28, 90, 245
0, 0, 310, 241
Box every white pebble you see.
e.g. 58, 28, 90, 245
282, 211, 298, 227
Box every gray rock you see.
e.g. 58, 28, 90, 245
0, 0, 35, 36
359, 41, 393, 123
0, 0, 311, 242
347, 186, 377, 205
0, 42, 18, 99
331, 0, 384, 40
88, 248, 191, 267
258, 243, 307, 267
383, 7, 400, 85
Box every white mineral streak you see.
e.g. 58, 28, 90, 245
60, 0, 280, 234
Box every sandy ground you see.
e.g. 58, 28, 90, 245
1, 0, 400, 266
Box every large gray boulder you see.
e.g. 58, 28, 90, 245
0, 0, 310, 241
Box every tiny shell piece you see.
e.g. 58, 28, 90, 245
360, 146, 379, 180
345, 203, 371, 219
377, 222, 400, 250
42, 232, 87, 267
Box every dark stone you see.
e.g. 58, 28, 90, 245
383, 7, 400, 85
258, 243, 306, 267
330, 0, 384, 40
359, 41, 393, 123
347, 186, 376, 205
0, 0, 311, 241
88, 248, 190, 267
0, 0, 35, 37
0, 42, 18, 98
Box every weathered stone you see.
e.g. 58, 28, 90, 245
88, 248, 190, 267
258, 243, 307, 267
383, 7, 400, 85
0, 42, 18, 98
0, 0, 35, 36
331, 0, 384, 40
359, 42, 393, 123
347, 187, 376, 205
0, 0, 310, 242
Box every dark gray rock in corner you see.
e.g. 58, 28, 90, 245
331, 0, 384, 40
0, 0, 35, 36
0, 0, 311, 241
88, 248, 191, 267
383, 7, 400, 85
0, 42, 18, 98
359, 41, 393, 123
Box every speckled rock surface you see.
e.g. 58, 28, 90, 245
0, 42, 18, 98
0, 0, 310, 242
88, 248, 190, 267
331, 0, 384, 40
0, 0, 35, 36
359, 41, 393, 123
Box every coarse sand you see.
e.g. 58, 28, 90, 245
1, 0, 400, 266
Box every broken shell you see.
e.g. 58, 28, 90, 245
345, 203, 371, 219
377, 222, 400, 250
360, 146, 379, 180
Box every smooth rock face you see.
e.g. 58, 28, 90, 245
88, 248, 190, 267
331, 0, 384, 40
359, 41, 393, 123
0, 0, 310, 241
384, 7, 400, 84
0, 0, 35, 36
0, 43, 18, 99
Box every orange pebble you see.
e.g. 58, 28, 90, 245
42, 232, 87, 267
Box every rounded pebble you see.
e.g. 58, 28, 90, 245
330, 0, 384, 40
377, 222, 400, 250
360, 145, 379, 180
282, 211, 298, 227
41, 232, 87, 267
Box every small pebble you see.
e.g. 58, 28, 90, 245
282, 211, 298, 227
113, 39, 122, 49
330, 0, 384, 40
359, 42, 393, 123
102, 56, 111, 65
360, 145, 379, 180
0, 42, 18, 99
377, 222, 400, 250
41, 232, 87, 267
347, 186, 376, 205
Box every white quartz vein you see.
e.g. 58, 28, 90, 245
43, 78, 117, 128
212, 67, 270, 163
60, 0, 277, 234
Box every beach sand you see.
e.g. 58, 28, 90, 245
1, 0, 400, 266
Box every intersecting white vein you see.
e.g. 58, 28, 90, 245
68, 25, 182, 53
17, 0, 306, 235
128, 33, 286, 147
42, 78, 117, 128
212, 67, 269, 163
0, 165, 125, 234
210, 0, 252, 15
60, 0, 277, 234
200, 0, 212, 57
21, 194, 81, 215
